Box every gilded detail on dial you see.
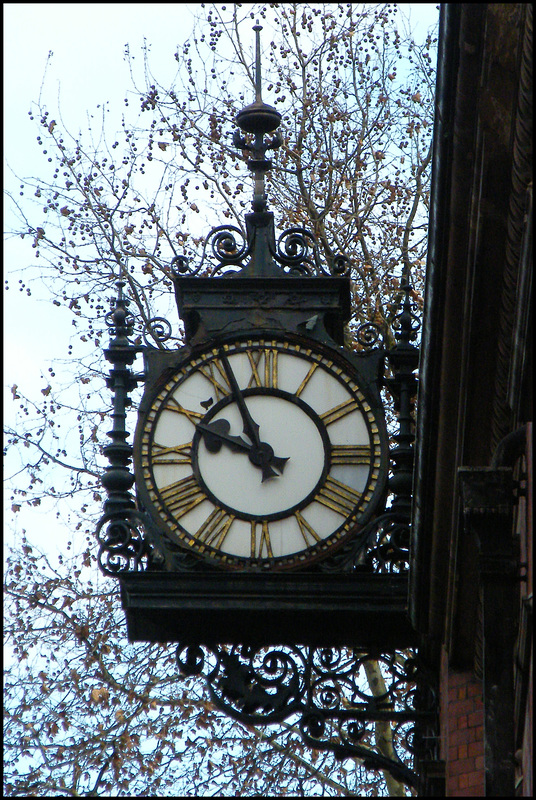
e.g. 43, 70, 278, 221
136, 338, 386, 569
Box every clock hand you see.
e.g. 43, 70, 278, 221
197, 419, 253, 454
198, 419, 287, 482
219, 352, 290, 481
219, 352, 262, 448
249, 444, 289, 483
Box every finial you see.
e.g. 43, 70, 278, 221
234, 23, 282, 137
234, 23, 283, 214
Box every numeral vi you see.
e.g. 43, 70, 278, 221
250, 520, 273, 558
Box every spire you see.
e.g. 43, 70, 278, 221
233, 22, 282, 214
172, 21, 349, 280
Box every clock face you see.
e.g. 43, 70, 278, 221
135, 336, 387, 570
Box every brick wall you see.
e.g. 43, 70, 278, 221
440, 647, 485, 796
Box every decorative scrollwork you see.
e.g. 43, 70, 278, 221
176, 643, 211, 677
104, 301, 136, 337
355, 321, 382, 349
170, 254, 190, 274
210, 225, 250, 270
392, 285, 422, 342
171, 222, 349, 278
355, 514, 411, 574
142, 316, 173, 347
271, 227, 324, 275
96, 511, 150, 574
331, 253, 350, 276
171, 225, 251, 277
176, 643, 438, 790
215, 645, 306, 721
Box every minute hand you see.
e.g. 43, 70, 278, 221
220, 352, 261, 447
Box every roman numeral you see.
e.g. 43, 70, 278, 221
164, 396, 204, 425
247, 349, 278, 388
320, 398, 358, 426
295, 361, 320, 397
159, 475, 206, 518
316, 476, 361, 517
330, 444, 371, 465
194, 508, 235, 550
263, 348, 278, 388
246, 349, 262, 387
198, 361, 231, 400
294, 511, 321, 547
151, 442, 192, 466
251, 520, 273, 558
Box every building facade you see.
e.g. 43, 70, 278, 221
411, 4, 532, 795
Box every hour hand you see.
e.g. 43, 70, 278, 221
198, 419, 289, 482
197, 419, 252, 454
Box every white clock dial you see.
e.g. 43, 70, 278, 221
135, 337, 387, 569
196, 394, 327, 517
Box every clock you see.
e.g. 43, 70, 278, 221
134, 335, 388, 570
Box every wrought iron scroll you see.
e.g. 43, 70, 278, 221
176, 642, 439, 791
171, 225, 252, 278
385, 282, 420, 522
171, 223, 350, 278
355, 320, 382, 350
142, 316, 173, 348
96, 510, 151, 574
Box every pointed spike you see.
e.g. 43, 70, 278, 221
253, 22, 263, 102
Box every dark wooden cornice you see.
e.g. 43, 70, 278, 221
410, 3, 531, 667
491, 3, 533, 447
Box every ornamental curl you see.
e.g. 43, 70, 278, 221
209, 225, 250, 273
170, 224, 250, 278
313, 646, 346, 673
272, 227, 324, 275
300, 710, 326, 739
355, 321, 382, 349
392, 287, 421, 342
331, 254, 350, 276
171, 255, 190, 275
368, 517, 411, 573
200, 645, 305, 723
96, 513, 148, 574
104, 305, 135, 336
142, 316, 172, 347
176, 643, 206, 677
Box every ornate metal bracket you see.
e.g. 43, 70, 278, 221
176, 642, 439, 791
96, 510, 151, 574
315, 281, 420, 575
141, 315, 173, 349
385, 281, 420, 520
